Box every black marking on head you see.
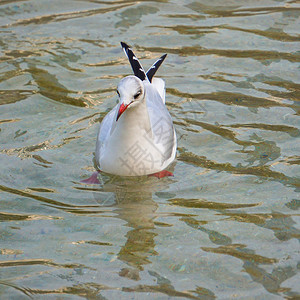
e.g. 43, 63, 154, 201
121, 42, 147, 81
146, 54, 167, 83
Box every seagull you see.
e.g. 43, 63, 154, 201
82, 42, 176, 182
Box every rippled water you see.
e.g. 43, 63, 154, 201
1, 0, 299, 299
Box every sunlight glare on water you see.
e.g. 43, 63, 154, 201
0, 0, 299, 299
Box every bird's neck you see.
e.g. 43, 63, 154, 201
114, 98, 152, 138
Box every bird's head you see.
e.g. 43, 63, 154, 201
116, 76, 145, 121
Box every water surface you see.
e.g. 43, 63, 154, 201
0, 0, 299, 299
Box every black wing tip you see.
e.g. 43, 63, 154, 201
120, 42, 167, 82
146, 53, 168, 82
120, 42, 146, 81
120, 41, 129, 49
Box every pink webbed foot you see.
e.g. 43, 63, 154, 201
81, 171, 100, 184
149, 170, 174, 179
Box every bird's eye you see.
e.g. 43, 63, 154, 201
134, 91, 141, 99
117, 90, 120, 97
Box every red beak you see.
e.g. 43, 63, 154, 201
116, 102, 131, 121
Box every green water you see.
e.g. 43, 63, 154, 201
0, 0, 299, 299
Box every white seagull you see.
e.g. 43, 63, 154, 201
83, 42, 176, 182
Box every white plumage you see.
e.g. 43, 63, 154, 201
95, 42, 176, 177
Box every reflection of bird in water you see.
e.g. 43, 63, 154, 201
91, 175, 168, 280
83, 42, 176, 183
